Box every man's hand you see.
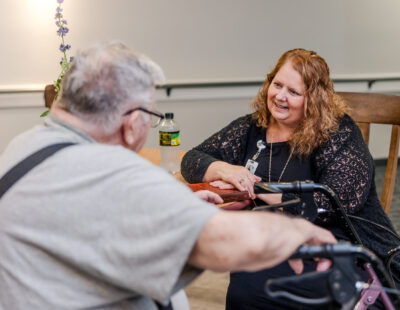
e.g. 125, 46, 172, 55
194, 190, 224, 204
194, 189, 252, 209
289, 220, 337, 274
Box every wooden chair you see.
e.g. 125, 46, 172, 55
44, 84, 57, 108
337, 92, 400, 214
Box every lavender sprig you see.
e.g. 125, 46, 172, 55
54, 0, 72, 94
42, 0, 73, 117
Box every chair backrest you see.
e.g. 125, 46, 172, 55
337, 91, 400, 214
44, 84, 57, 108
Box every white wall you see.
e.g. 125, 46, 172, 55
1, 0, 400, 86
1, 0, 400, 158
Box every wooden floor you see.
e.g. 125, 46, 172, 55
185, 271, 229, 310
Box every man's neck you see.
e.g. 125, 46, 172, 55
50, 105, 122, 145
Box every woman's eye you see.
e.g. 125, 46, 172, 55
274, 82, 281, 88
289, 89, 299, 95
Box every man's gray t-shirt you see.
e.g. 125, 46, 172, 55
0, 116, 219, 309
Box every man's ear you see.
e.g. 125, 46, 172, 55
122, 112, 142, 146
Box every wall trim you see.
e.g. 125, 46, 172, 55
1, 75, 400, 109
1, 74, 400, 94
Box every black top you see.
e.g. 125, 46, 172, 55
244, 123, 312, 183
181, 113, 400, 280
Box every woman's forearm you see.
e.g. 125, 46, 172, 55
202, 161, 230, 182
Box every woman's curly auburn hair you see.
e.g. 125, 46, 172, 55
252, 48, 348, 157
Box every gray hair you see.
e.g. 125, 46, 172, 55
58, 42, 165, 133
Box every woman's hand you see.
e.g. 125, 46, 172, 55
209, 180, 234, 189
194, 190, 224, 204
204, 161, 261, 198
256, 193, 283, 205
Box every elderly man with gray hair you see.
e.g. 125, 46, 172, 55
0, 42, 336, 310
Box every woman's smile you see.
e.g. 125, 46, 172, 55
272, 100, 288, 110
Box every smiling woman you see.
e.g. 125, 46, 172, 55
180, 47, 400, 310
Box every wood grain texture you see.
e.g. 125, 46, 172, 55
338, 91, 400, 214
187, 182, 249, 203
44, 84, 57, 108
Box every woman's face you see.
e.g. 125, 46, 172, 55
267, 61, 306, 129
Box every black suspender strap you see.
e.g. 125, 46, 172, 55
0, 143, 75, 199
155, 301, 173, 310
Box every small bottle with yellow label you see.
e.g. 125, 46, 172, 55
159, 113, 180, 174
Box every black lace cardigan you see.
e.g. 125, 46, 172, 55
181, 113, 400, 278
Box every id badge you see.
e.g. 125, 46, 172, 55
245, 159, 259, 174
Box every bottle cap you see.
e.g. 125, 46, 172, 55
165, 113, 174, 119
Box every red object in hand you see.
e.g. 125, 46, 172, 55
187, 182, 250, 203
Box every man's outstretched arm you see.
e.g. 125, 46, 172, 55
188, 211, 336, 272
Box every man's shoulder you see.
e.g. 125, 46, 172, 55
0, 125, 49, 175
55, 143, 155, 173
0, 130, 151, 181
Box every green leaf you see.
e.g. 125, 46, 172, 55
40, 110, 50, 117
